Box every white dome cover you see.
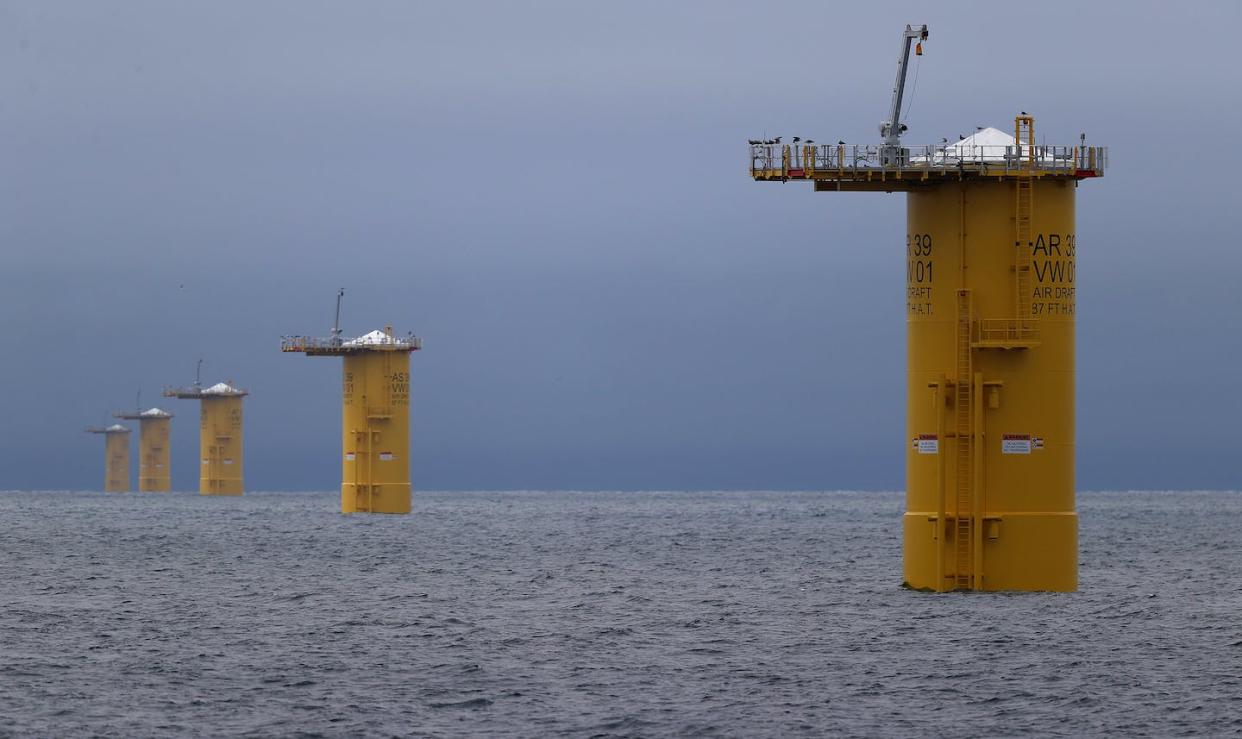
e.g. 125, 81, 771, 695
106, 424, 129, 432
951, 126, 1016, 153
344, 329, 398, 346
201, 382, 240, 395
140, 407, 171, 418
913, 126, 1051, 165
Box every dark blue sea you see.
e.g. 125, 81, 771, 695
1, 490, 1239, 737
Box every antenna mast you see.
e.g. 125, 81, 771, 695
195, 358, 203, 389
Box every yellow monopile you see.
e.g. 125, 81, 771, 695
164, 381, 248, 495
84, 424, 132, 492
282, 325, 421, 514
113, 407, 174, 492
749, 114, 1105, 591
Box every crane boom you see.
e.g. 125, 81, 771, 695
880, 24, 928, 165
331, 288, 345, 345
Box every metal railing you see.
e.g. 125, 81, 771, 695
749, 143, 1107, 178
281, 335, 423, 352
975, 319, 1040, 344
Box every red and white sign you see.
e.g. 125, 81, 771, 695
1002, 433, 1032, 455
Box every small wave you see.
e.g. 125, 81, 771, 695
429, 697, 493, 709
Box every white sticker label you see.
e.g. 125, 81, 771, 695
223, 459, 234, 465
379, 452, 394, 461
1002, 434, 1032, 454
202, 459, 209, 465
345, 453, 356, 461
914, 434, 939, 454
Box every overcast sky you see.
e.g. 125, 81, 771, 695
2, 1, 1239, 491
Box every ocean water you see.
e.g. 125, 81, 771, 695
0, 489, 1238, 737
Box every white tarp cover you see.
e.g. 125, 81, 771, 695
951, 127, 1016, 155
106, 424, 129, 432
201, 382, 239, 395
140, 407, 171, 417
344, 329, 397, 346
913, 126, 1019, 164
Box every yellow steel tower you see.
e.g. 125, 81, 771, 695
282, 313, 422, 514
113, 407, 174, 492
84, 424, 132, 492
748, 26, 1106, 591
164, 378, 248, 495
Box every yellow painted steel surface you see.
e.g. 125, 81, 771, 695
138, 417, 172, 492
199, 396, 244, 495
104, 432, 130, 492
903, 178, 1077, 591
341, 351, 411, 514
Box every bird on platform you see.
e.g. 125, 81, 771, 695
805, 139, 814, 145
941, 137, 948, 143
792, 136, 801, 143
1021, 110, 1028, 115
773, 136, 782, 143
837, 140, 845, 145
748, 139, 759, 145
959, 135, 965, 140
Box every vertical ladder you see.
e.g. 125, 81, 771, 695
954, 289, 974, 590
1014, 115, 1035, 325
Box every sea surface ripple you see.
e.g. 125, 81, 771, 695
0, 490, 1239, 737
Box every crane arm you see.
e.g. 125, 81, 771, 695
881, 24, 928, 150
331, 288, 345, 345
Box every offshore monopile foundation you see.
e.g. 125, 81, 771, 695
164, 379, 248, 495
282, 325, 422, 514
84, 423, 132, 492
113, 407, 174, 492
747, 25, 1106, 591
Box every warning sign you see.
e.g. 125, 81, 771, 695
1002, 434, 1032, 455
379, 452, 394, 461
345, 452, 356, 461
912, 434, 939, 455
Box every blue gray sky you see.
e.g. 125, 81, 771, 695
3, 1, 1239, 491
